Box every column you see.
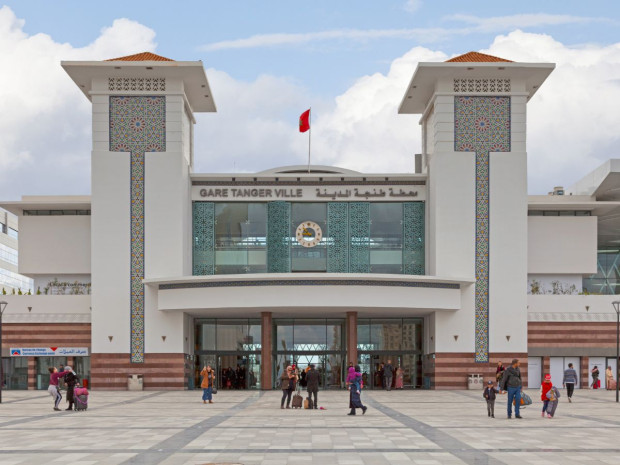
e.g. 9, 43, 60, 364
346, 312, 358, 366
261, 312, 272, 390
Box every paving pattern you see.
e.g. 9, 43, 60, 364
1, 388, 620, 464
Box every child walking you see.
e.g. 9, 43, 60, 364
483, 380, 499, 418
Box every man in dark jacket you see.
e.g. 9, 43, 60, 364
306, 364, 319, 409
500, 358, 523, 419
383, 360, 394, 391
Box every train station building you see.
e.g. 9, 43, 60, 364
1, 51, 618, 391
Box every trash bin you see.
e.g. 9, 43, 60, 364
423, 376, 431, 389
128, 374, 144, 391
467, 374, 483, 390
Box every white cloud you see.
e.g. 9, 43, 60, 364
404, 0, 423, 13
445, 13, 611, 32
2, 5, 620, 200
199, 13, 607, 51
0, 6, 157, 199
198, 30, 620, 195
481, 30, 620, 192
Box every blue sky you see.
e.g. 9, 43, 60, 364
0, 1, 620, 197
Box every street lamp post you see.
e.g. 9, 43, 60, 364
612, 301, 620, 403
0, 300, 7, 404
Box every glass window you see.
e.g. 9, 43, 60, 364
214, 203, 267, 274
357, 319, 371, 348
0, 243, 18, 265
8, 227, 18, 239
291, 203, 327, 272
196, 320, 216, 351
543, 211, 560, 216
575, 211, 591, 216
326, 320, 342, 351
1, 357, 28, 390
371, 319, 402, 351
402, 319, 423, 352
294, 322, 327, 349
216, 320, 249, 351
370, 203, 403, 273
528, 211, 543, 216
246, 320, 262, 351
275, 320, 294, 351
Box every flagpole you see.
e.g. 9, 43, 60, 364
307, 107, 311, 173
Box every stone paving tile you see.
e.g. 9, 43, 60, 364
1, 389, 620, 464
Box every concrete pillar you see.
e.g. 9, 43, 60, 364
346, 311, 358, 366
261, 312, 272, 390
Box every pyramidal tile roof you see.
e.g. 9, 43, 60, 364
446, 51, 512, 63
105, 52, 174, 62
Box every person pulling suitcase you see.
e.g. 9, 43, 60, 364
306, 364, 319, 409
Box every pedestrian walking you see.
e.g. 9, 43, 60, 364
306, 364, 319, 409
200, 365, 215, 404
606, 366, 616, 390
545, 381, 560, 418
540, 374, 553, 417
346, 365, 367, 415
63, 366, 80, 411
383, 360, 394, 391
47, 367, 66, 411
280, 366, 295, 409
562, 363, 578, 402
591, 366, 600, 389
499, 358, 523, 419
483, 380, 499, 418
395, 366, 404, 389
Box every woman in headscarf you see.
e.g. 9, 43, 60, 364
346, 365, 367, 415
63, 366, 80, 411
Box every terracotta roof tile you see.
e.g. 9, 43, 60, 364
446, 51, 512, 63
105, 52, 174, 62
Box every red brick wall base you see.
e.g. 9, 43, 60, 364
430, 352, 528, 390
90, 353, 187, 390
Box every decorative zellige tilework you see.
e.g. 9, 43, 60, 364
192, 202, 215, 275
327, 202, 349, 273
454, 96, 510, 363
403, 202, 425, 275
348, 202, 370, 273
267, 201, 291, 273
110, 96, 166, 363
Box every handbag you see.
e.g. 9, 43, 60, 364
212, 385, 218, 394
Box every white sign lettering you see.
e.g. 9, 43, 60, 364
10, 347, 89, 357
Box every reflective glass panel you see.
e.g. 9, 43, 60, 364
370, 319, 402, 351
402, 319, 423, 351
214, 203, 267, 274
370, 203, 403, 274
196, 321, 216, 351
216, 320, 249, 351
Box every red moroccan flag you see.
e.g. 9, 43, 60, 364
299, 109, 310, 133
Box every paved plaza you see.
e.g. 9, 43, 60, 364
1, 388, 619, 465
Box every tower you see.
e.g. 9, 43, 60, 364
63, 52, 216, 388
400, 51, 554, 386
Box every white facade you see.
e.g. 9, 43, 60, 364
3, 51, 620, 390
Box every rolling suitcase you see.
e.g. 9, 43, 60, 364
292, 393, 303, 409
75, 394, 88, 411
74, 387, 89, 411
